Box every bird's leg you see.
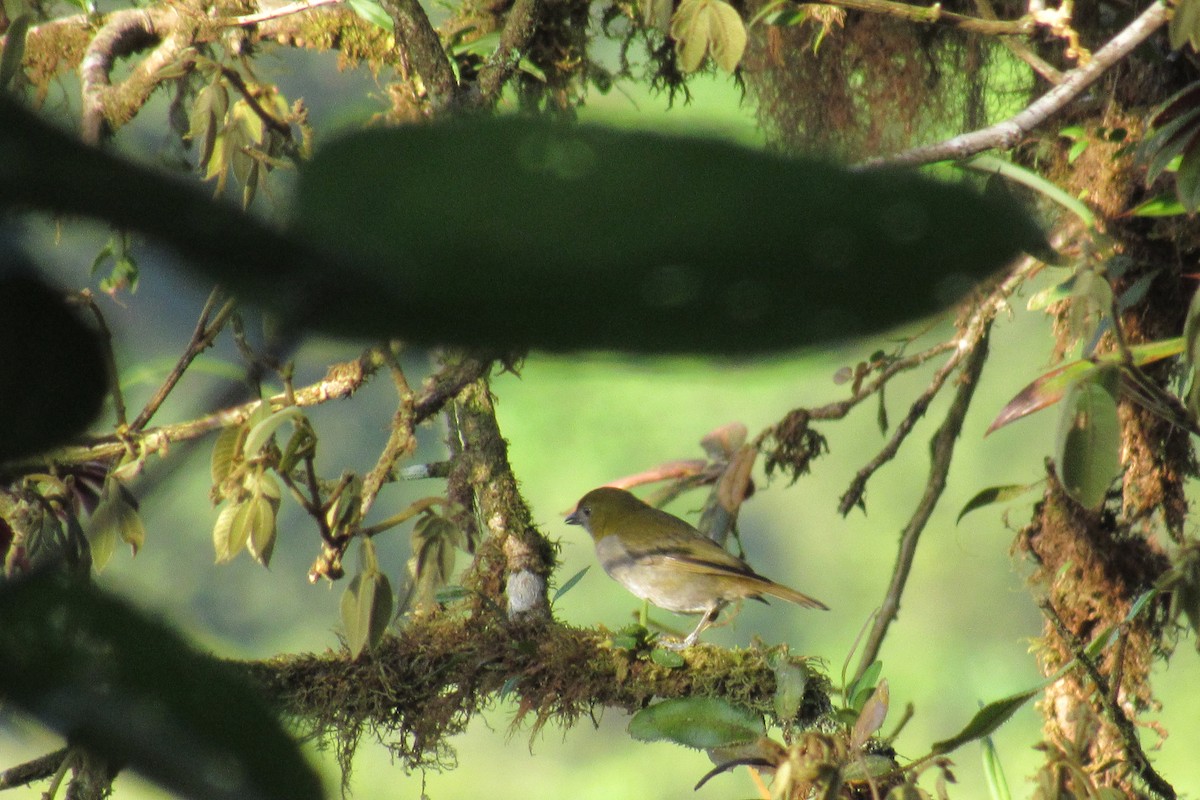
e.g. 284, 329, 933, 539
676, 602, 724, 648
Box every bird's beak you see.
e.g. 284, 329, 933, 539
565, 508, 582, 526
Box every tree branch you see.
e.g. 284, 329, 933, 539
475, 0, 542, 103
867, 1, 1169, 168
377, 0, 459, 108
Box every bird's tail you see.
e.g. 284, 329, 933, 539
763, 581, 829, 610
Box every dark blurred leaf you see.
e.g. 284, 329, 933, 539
1057, 368, 1121, 510
1, 101, 1043, 354
291, 117, 1045, 353
0, 572, 322, 800
931, 689, 1038, 755
0, 14, 31, 91
628, 697, 763, 749
0, 264, 108, 461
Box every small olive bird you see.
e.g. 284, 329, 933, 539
566, 487, 827, 647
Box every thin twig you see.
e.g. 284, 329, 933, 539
974, 0, 1063, 83
865, 1, 1169, 168
225, 0, 342, 27
851, 322, 991, 684
131, 290, 237, 432
359, 347, 417, 520
1039, 599, 1177, 800
810, 0, 1031, 35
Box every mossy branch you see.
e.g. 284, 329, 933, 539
243, 615, 833, 774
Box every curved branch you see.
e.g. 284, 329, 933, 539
867, 1, 1170, 168
475, 0, 542, 103
79, 6, 192, 143
378, 0, 459, 108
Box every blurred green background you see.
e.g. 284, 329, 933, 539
4, 49, 1198, 800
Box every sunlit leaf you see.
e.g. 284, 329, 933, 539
243, 406, 306, 456
0, 573, 322, 800
930, 689, 1039, 755
628, 697, 764, 749
348, 0, 394, 30
1128, 195, 1187, 217
650, 648, 687, 668
1171, 0, 1200, 51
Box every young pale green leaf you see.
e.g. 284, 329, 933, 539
244, 406, 305, 456
706, 0, 747, 71
0, 573, 322, 800
770, 652, 809, 722
87, 514, 119, 572
341, 570, 394, 658
348, 0, 394, 30
213, 500, 251, 563
956, 483, 1037, 524
628, 697, 764, 749
211, 425, 242, 488
930, 689, 1039, 755
1056, 368, 1121, 510
289, 117, 1045, 354
847, 659, 883, 712
245, 493, 278, 568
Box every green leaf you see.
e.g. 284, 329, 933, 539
964, 155, 1094, 230
956, 483, 1037, 524
930, 689, 1039, 755
1128, 195, 1187, 217
987, 337, 1185, 435
347, 0, 394, 30
245, 492, 278, 568
770, 652, 809, 722
846, 659, 882, 712
0, 14, 31, 91
1171, 0, 1200, 50
290, 117, 1045, 354
0, 573, 322, 800
981, 736, 1012, 800
243, 406, 306, 456
628, 697, 764, 749
341, 564, 394, 658
551, 566, 590, 605
211, 425, 242, 488
650, 648, 687, 668
1057, 368, 1121, 509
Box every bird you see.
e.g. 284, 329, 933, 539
565, 486, 827, 648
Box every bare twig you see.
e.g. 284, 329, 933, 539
1039, 599, 1177, 800
130, 290, 237, 432
974, 0, 1063, 83
851, 324, 990, 684
809, 0, 1031, 35
866, 1, 1169, 168
359, 347, 417, 520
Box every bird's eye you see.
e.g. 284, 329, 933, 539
580, 505, 590, 517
